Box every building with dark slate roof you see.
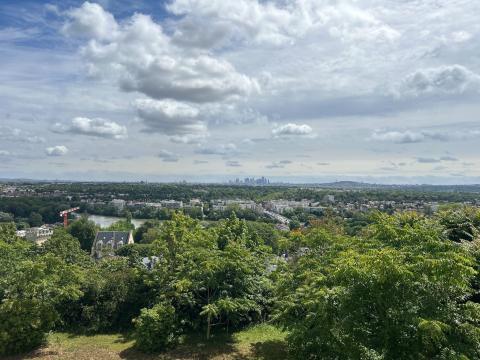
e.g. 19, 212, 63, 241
91, 231, 134, 259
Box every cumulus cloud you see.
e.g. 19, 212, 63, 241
53, 117, 127, 139
195, 143, 237, 156
62, 1, 118, 41
0, 126, 45, 143
370, 130, 426, 144
371, 129, 480, 144
170, 134, 208, 144
63, 6, 259, 104
396, 65, 480, 98
158, 150, 179, 162
134, 99, 207, 139
167, 0, 400, 48
45, 145, 68, 156
272, 123, 314, 137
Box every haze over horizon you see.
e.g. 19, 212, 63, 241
1, 0, 479, 184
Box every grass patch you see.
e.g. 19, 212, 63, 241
7, 324, 287, 359
48, 332, 135, 352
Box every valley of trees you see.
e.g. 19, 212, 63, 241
2, 207, 480, 358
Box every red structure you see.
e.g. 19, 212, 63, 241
59, 207, 80, 228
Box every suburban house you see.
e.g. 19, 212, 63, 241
91, 231, 134, 259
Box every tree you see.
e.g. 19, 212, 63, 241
0, 212, 14, 222
275, 213, 480, 359
41, 228, 92, 266
28, 212, 43, 227
108, 219, 134, 232
0, 222, 18, 243
68, 216, 98, 251
139, 212, 272, 344
59, 257, 148, 333
438, 207, 480, 242
216, 212, 248, 250
0, 233, 83, 355
134, 220, 162, 243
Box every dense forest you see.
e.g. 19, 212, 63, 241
2, 207, 480, 358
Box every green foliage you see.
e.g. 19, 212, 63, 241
139, 212, 272, 344
275, 213, 480, 359
115, 243, 154, 258
28, 211, 43, 227
134, 219, 162, 243
3, 200, 480, 358
245, 221, 281, 252
107, 219, 135, 231
59, 257, 148, 333
134, 302, 179, 352
0, 222, 18, 243
41, 228, 92, 266
216, 213, 249, 250
438, 207, 480, 242
68, 216, 98, 251
0, 234, 83, 355
0, 211, 14, 222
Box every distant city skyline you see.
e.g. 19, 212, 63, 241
1, 1, 480, 184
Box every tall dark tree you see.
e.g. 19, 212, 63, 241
68, 216, 98, 251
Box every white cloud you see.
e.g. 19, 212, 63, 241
53, 117, 127, 139
451, 31, 472, 43
272, 123, 314, 137
0, 150, 11, 156
64, 7, 259, 104
371, 129, 480, 144
62, 1, 118, 41
158, 150, 179, 162
395, 65, 480, 98
195, 143, 237, 156
0, 126, 45, 143
167, 0, 400, 48
170, 134, 208, 144
134, 99, 208, 140
45, 145, 68, 156
370, 130, 425, 144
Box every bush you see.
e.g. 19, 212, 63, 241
134, 302, 179, 352
0, 253, 83, 356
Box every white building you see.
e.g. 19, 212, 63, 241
111, 199, 126, 211
25, 226, 53, 245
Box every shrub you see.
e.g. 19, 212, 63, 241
134, 302, 179, 352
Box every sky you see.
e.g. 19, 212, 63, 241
1, 0, 480, 184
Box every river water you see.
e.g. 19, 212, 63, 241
86, 214, 148, 229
